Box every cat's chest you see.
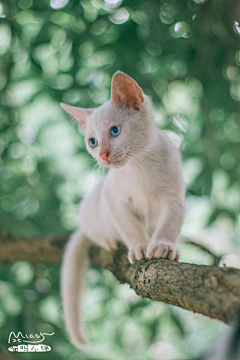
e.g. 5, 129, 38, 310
126, 190, 160, 236
108, 166, 163, 223
127, 189, 158, 215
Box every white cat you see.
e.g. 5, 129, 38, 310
60, 71, 185, 349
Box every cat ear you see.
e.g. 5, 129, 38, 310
60, 103, 95, 131
111, 71, 144, 110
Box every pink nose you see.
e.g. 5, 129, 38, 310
100, 152, 109, 160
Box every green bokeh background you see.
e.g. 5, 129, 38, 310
0, 0, 240, 359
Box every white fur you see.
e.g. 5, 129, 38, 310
61, 72, 186, 349
61, 231, 89, 348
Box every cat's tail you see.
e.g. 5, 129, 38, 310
61, 230, 90, 350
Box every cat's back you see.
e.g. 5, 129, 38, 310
159, 130, 185, 202
156, 128, 181, 161
155, 128, 184, 181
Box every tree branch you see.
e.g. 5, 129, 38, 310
1, 231, 240, 324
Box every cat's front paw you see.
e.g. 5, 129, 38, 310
146, 239, 180, 261
128, 245, 147, 264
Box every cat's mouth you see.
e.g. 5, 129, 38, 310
109, 159, 126, 168
99, 156, 127, 168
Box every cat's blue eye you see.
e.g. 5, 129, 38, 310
110, 126, 121, 137
89, 138, 98, 148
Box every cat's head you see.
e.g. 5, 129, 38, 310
61, 71, 154, 169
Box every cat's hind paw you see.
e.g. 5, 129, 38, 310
146, 240, 180, 261
128, 245, 147, 264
